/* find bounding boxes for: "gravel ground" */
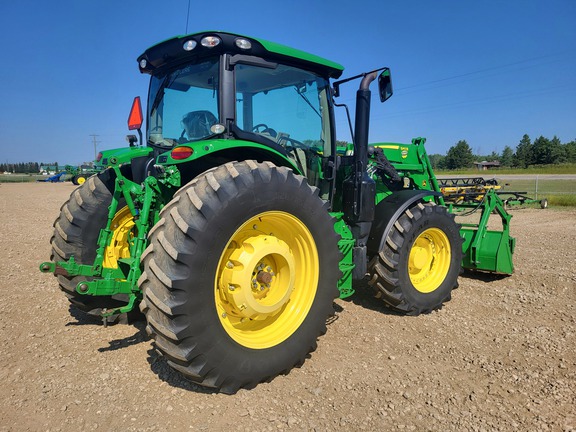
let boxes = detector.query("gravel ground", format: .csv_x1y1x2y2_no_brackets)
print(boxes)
0,182,574,431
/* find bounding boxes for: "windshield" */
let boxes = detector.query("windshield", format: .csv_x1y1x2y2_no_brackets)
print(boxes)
147,58,220,147
235,63,332,158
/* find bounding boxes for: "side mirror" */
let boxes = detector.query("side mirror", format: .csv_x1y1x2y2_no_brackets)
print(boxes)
128,96,143,130
378,68,393,102
126,134,138,147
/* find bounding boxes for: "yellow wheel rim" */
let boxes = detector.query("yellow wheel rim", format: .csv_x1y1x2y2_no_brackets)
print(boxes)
77,176,86,185
103,206,134,268
408,228,451,293
215,211,319,349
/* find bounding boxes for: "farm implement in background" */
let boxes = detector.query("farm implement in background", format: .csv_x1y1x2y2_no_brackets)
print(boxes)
37,171,67,183
36,165,102,185
438,176,548,209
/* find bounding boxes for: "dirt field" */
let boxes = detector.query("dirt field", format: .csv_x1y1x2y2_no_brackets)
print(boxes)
1,182,574,431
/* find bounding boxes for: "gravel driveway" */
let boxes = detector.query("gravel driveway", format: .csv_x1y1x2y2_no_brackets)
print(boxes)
1,182,574,431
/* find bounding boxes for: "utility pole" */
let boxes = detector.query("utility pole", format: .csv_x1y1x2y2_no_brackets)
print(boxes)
89,134,101,161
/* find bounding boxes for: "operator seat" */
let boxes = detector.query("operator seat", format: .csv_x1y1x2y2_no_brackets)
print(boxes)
182,110,218,141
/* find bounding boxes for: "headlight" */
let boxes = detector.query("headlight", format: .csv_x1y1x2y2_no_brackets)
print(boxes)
210,124,226,134
201,36,221,48
183,40,197,51
235,38,252,50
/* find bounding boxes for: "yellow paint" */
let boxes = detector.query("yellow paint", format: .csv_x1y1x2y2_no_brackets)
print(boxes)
215,211,319,349
408,228,451,293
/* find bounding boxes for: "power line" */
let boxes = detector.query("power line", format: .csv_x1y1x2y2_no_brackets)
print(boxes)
334,49,576,105
375,83,575,120
185,0,191,34
396,50,576,92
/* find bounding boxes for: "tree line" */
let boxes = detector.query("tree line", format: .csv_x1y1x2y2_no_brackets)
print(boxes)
429,134,576,170
0,162,44,174
2,134,575,173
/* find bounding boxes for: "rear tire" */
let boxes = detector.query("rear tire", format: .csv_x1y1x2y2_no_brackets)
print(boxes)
368,202,462,315
51,169,131,313
139,161,340,393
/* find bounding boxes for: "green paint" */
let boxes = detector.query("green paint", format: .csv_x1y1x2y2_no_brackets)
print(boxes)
331,213,355,299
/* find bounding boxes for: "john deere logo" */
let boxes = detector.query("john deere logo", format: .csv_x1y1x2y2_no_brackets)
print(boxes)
401,147,409,158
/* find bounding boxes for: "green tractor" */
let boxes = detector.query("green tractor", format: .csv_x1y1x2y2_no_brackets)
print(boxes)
64,164,101,185
40,31,514,393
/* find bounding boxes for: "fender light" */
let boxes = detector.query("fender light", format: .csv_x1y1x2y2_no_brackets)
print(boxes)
96,152,103,162
171,146,194,160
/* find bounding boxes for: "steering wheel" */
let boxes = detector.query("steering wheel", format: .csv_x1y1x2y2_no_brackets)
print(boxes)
253,123,277,138
279,137,323,157
277,136,307,150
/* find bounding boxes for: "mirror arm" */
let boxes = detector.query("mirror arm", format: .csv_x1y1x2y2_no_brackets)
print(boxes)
332,67,389,96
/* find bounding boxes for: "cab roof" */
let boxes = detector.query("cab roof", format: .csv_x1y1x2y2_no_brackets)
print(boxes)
138,31,344,79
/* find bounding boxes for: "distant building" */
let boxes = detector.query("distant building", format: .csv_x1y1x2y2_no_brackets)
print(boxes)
474,160,501,171
39,165,59,175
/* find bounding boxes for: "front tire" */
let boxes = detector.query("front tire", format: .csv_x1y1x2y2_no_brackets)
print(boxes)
368,202,462,315
139,161,341,393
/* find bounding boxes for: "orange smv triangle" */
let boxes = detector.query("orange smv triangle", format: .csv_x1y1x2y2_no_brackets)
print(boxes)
128,96,143,130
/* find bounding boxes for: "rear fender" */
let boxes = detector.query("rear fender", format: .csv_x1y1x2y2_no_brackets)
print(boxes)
156,139,300,173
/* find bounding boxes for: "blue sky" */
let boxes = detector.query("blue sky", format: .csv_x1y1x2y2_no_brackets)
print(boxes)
0,0,574,164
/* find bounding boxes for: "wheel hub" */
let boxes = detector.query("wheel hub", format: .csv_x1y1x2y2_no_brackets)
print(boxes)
410,246,429,270
103,206,134,268
214,210,319,349
220,234,296,320
256,270,273,285
408,228,451,293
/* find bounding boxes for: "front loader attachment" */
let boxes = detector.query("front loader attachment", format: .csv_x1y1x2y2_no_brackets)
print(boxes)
449,188,515,274
376,138,515,275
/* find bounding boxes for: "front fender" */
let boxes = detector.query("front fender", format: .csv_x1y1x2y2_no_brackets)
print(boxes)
98,146,154,166
367,189,442,255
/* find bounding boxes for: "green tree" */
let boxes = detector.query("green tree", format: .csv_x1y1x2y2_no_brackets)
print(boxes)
428,154,445,170
532,136,551,165
444,140,474,170
513,134,532,168
500,146,514,167
486,151,499,162
564,140,576,163
549,135,565,163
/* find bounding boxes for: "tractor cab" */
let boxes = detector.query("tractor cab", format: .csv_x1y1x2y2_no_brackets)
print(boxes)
132,31,345,195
